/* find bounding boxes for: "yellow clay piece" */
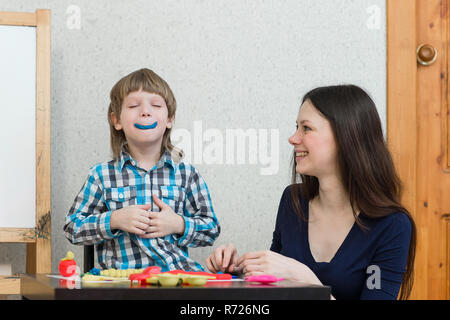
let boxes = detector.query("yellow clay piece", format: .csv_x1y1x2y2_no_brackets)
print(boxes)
61,251,74,261
100,269,110,277
99,268,143,278
82,274,105,282
81,274,129,282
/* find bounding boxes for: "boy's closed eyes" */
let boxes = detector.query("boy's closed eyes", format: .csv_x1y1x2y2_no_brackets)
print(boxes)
124,93,166,109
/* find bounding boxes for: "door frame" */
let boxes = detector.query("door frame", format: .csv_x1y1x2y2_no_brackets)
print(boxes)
386,0,417,229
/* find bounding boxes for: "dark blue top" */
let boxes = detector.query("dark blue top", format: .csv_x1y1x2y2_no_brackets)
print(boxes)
270,185,412,300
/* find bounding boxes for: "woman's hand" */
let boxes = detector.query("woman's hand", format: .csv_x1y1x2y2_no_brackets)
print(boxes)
236,250,322,285
205,243,239,273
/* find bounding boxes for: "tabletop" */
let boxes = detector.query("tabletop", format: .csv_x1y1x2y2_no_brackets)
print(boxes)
20,273,331,300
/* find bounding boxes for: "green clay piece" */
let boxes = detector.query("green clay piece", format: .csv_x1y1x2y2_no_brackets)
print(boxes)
184,275,210,286
157,274,181,287
145,276,159,285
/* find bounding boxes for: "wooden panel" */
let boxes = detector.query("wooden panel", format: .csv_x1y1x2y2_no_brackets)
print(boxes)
0,228,37,243
0,276,20,295
26,9,51,274
0,11,36,26
415,0,449,299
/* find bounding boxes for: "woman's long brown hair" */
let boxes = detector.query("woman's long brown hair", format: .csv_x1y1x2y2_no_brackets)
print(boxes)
290,85,416,300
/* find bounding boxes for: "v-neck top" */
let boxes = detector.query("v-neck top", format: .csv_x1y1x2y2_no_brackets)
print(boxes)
270,185,412,300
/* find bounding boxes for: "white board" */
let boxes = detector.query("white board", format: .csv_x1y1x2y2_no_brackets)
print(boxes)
0,25,36,228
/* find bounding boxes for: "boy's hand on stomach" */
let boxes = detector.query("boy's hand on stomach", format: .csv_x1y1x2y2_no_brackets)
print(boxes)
140,195,185,238
110,204,152,235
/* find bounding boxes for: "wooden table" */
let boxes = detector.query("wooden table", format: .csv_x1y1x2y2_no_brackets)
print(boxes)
20,274,331,300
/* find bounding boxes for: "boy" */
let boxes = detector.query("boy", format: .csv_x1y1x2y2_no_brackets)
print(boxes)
64,68,220,271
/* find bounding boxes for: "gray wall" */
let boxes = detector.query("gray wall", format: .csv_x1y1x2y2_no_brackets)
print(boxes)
0,0,386,274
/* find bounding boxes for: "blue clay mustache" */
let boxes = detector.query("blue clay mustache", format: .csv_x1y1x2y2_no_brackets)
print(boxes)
134,121,158,130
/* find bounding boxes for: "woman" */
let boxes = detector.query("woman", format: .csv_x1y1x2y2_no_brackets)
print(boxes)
206,85,416,300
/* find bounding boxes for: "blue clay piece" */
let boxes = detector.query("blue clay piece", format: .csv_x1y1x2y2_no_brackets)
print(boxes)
134,122,157,130
89,267,101,275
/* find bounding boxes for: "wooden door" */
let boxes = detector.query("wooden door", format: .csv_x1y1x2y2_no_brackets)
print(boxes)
388,0,450,299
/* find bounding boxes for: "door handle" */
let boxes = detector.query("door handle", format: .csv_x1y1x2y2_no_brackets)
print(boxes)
416,44,438,66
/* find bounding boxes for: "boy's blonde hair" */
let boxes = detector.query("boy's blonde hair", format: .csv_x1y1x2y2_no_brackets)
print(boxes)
107,68,182,161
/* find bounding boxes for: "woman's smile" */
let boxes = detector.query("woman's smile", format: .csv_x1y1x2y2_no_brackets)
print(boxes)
296,150,309,159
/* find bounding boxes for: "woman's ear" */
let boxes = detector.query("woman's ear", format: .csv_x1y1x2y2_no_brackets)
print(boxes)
110,112,122,130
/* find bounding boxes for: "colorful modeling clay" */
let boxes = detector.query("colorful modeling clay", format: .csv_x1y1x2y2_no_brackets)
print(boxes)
244,275,284,284
128,269,227,286
134,122,157,130
59,251,77,277
121,266,235,287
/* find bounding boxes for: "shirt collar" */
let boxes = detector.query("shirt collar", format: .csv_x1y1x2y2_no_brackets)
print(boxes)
117,145,135,171
118,144,175,171
159,149,176,170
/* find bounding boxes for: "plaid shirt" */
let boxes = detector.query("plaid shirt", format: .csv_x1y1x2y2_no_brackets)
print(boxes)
64,147,220,271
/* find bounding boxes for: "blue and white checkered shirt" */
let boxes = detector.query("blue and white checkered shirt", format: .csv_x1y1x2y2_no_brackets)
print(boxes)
64,146,220,271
